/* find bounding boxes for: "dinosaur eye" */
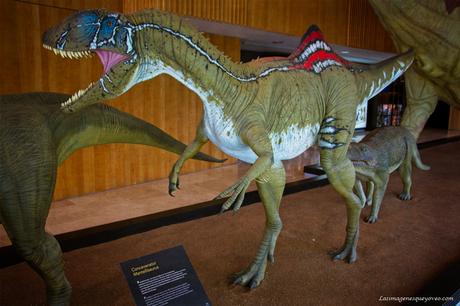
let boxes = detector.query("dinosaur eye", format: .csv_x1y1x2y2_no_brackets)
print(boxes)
107,21,113,27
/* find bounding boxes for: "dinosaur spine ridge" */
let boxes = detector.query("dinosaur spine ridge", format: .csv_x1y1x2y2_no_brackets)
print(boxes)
288,25,350,73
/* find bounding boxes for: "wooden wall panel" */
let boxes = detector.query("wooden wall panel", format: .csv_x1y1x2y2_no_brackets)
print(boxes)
449,106,460,130
123,0,248,24
246,0,350,45
20,0,122,11
347,0,395,52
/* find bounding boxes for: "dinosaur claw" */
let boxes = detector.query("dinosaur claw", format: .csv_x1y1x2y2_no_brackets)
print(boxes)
232,273,244,285
168,181,180,196
249,281,258,289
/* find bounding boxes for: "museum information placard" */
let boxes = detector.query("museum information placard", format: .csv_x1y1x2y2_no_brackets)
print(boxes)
120,245,211,306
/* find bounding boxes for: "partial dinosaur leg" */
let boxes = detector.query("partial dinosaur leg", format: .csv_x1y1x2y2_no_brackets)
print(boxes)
168,120,208,195
323,155,362,263
232,165,285,288
401,67,438,140
364,171,389,223
320,115,362,263
366,181,375,206
398,155,413,201
354,180,367,206
216,121,281,288
0,164,71,305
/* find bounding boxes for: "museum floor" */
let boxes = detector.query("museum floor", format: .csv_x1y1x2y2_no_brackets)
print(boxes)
0,130,460,305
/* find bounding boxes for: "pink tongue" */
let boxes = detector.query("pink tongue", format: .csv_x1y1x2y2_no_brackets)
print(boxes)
95,50,130,74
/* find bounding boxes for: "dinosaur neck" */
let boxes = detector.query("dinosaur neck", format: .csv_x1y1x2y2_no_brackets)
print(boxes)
51,104,188,165
128,11,257,111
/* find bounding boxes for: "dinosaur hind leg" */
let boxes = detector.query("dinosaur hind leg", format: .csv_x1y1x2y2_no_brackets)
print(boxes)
0,174,71,305
232,164,285,288
401,68,438,139
398,155,413,201
319,113,362,263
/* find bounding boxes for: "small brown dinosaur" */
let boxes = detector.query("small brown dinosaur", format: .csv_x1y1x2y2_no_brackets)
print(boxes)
347,126,430,223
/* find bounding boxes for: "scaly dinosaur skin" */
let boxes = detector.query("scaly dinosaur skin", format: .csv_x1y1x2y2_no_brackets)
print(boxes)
0,92,222,306
369,0,460,138
348,126,430,223
43,9,414,288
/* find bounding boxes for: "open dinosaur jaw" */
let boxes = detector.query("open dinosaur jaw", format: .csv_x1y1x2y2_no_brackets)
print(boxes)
42,43,93,59
42,44,131,110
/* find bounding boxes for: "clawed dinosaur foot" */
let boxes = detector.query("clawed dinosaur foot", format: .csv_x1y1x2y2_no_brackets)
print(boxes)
168,164,181,196
231,230,278,289
232,257,269,289
364,214,378,223
168,177,180,196
329,231,359,263
398,192,412,201
216,177,251,213
329,246,357,263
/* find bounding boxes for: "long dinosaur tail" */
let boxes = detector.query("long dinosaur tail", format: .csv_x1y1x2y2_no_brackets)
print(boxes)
356,50,414,103
411,145,430,171
55,99,225,164
407,136,430,171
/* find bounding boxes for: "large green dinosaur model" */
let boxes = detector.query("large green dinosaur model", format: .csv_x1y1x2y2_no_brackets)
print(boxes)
369,0,460,138
0,92,223,305
42,9,414,289
348,126,430,223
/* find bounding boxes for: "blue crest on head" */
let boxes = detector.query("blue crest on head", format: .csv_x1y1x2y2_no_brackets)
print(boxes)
79,11,99,24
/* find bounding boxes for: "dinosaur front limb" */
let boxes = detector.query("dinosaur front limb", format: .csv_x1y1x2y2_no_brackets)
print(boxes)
354,180,367,207
232,165,285,288
401,67,438,139
366,181,375,206
168,120,208,196
365,172,389,223
218,123,273,213
217,151,272,212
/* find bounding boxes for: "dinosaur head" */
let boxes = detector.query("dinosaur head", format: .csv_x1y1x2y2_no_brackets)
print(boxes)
43,9,140,112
